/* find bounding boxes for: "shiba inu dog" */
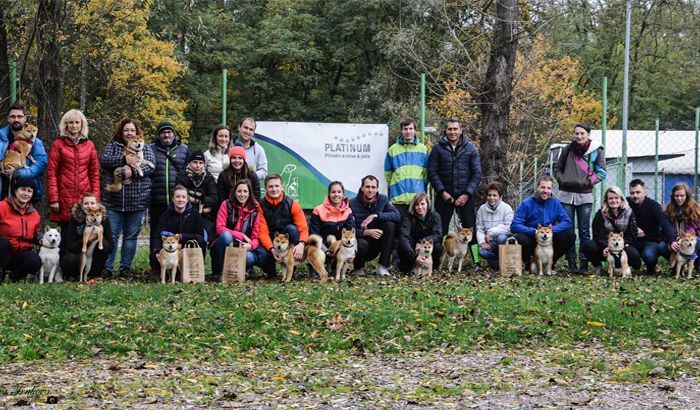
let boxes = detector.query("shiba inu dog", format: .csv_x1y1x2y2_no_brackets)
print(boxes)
326,228,357,281
273,232,329,282
1,124,37,170
440,227,473,272
531,224,554,276
670,232,697,279
159,234,181,283
39,226,61,284
414,239,434,278
79,208,105,283
105,134,155,192
606,232,631,279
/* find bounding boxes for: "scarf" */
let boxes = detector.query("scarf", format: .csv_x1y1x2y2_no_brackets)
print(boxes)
186,167,206,188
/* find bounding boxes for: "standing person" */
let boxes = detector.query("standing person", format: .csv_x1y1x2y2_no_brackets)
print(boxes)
476,182,514,270
204,124,232,181
148,119,190,272
0,103,48,202
397,192,442,274
428,117,482,236
665,183,700,270
0,179,42,282
627,179,675,275
212,180,261,279
176,150,218,236
47,109,101,235
235,117,268,181
101,119,155,277
255,173,308,279
153,185,207,263
60,193,114,280
349,175,401,276
581,186,641,275
384,117,428,219
216,146,261,202
554,122,607,274
511,176,576,269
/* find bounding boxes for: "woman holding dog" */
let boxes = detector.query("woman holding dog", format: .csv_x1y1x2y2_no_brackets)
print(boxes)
212,179,261,278
47,109,101,235
665,183,700,268
581,186,641,275
101,119,156,277
60,193,114,280
204,124,232,181
397,192,443,274
216,146,261,204
0,178,42,282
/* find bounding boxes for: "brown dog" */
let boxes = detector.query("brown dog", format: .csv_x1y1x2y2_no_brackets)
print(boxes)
273,232,328,282
326,228,356,281
1,124,37,170
105,134,155,192
414,239,434,277
79,208,105,283
670,232,697,279
606,232,631,279
531,224,554,276
440,227,473,273
159,234,181,283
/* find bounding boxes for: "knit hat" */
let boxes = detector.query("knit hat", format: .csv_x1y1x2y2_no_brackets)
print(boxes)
228,146,247,160
189,150,205,163
156,119,175,135
13,178,36,191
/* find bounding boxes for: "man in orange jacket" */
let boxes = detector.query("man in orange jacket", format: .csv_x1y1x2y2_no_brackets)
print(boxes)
255,173,308,278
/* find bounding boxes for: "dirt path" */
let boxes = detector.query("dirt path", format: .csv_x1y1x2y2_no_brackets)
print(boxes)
1,345,698,408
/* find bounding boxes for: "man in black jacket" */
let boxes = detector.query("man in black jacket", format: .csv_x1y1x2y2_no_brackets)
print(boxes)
628,179,675,275
428,118,482,236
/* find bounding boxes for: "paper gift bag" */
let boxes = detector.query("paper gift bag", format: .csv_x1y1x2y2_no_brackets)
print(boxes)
181,240,206,283
498,237,522,277
222,242,247,283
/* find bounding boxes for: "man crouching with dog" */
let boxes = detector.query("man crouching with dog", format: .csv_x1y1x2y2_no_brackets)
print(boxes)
510,176,575,274
0,178,42,282
255,173,309,279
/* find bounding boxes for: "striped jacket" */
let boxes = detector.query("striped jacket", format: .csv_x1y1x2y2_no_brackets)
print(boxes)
384,135,428,205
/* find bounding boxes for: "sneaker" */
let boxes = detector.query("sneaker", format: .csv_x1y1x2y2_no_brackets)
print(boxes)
375,265,391,277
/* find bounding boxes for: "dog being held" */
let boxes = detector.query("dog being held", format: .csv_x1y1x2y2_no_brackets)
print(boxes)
105,133,155,192
39,226,62,284
440,227,473,272
79,208,105,283
273,232,329,282
326,228,357,281
159,234,181,283
531,224,554,276
414,239,434,278
0,124,37,170
669,232,697,279
606,232,631,279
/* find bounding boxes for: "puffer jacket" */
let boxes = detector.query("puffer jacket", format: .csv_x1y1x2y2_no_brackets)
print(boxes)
554,138,607,194
100,139,155,212
398,210,442,256
0,197,41,254
63,203,114,255
310,196,355,239
46,135,101,223
475,201,514,244
428,135,482,198
149,139,189,206
0,125,48,200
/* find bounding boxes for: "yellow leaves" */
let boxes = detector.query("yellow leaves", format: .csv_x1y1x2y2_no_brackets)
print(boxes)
586,321,605,327
288,329,301,335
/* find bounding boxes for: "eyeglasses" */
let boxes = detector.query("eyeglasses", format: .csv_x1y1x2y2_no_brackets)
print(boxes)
8,115,25,119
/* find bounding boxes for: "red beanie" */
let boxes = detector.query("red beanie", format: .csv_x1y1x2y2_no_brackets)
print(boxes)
228,146,247,160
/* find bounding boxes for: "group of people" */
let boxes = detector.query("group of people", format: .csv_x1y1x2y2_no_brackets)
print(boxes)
0,105,698,283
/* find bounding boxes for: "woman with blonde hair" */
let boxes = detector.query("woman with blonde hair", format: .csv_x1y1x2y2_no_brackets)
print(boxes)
581,186,641,275
46,109,100,233
665,183,700,268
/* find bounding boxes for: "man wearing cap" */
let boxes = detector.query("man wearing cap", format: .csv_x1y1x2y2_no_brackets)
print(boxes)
235,117,268,181
148,119,190,271
175,150,218,236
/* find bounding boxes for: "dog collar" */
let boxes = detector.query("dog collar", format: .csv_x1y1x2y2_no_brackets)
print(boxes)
342,243,355,248
41,244,58,249
163,247,178,253
681,252,698,261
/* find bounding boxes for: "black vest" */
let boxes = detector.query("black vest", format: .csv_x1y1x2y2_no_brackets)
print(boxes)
225,200,258,238
260,195,293,234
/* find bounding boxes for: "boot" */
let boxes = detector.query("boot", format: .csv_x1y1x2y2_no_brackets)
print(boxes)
567,259,577,274
578,260,589,275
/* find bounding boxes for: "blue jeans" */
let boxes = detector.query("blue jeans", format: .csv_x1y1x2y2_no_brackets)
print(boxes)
213,231,257,275
478,233,509,269
562,202,592,265
635,241,670,271
105,209,145,272
254,224,299,277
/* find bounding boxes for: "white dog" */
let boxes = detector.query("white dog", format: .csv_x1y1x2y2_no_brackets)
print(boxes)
39,226,62,284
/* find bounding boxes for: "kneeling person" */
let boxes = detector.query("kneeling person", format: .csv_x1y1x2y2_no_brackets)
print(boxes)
397,193,442,275
0,179,42,282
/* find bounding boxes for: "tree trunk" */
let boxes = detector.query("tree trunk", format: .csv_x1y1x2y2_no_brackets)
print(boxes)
0,7,10,115
36,0,63,144
479,0,519,198
80,53,87,111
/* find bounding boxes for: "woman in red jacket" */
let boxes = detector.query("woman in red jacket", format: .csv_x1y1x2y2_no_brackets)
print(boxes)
46,109,100,233
0,179,41,282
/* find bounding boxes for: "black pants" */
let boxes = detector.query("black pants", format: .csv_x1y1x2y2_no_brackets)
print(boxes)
397,241,443,274
61,247,112,280
355,220,396,269
581,239,642,270
0,238,41,282
149,203,169,270
434,195,475,240
513,229,576,265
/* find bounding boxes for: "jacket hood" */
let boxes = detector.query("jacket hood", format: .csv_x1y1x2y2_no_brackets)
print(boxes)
168,201,193,213
396,134,418,145
438,134,466,148
71,203,107,223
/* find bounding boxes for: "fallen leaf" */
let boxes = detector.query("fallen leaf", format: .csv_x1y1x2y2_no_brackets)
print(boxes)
648,366,665,376
586,321,605,327
549,377,568,386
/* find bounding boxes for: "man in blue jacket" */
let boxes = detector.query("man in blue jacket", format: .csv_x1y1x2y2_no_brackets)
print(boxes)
428,118,482,236
0,103,48,203
511,176,575,268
